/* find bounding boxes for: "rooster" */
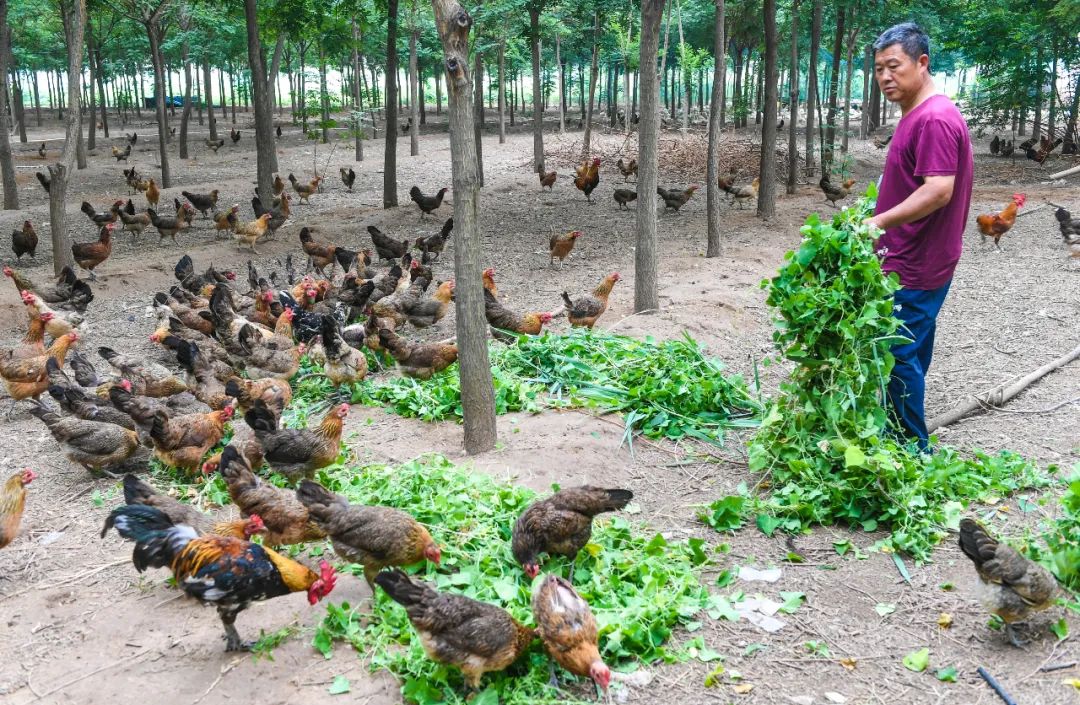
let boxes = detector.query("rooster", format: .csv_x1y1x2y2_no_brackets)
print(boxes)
976,193,1025,250
562,272,621,329
296,479,442,590
102,504,336,651
1026,137,1062,165
230,128,241,144
0,469,36,550
573,157,601,202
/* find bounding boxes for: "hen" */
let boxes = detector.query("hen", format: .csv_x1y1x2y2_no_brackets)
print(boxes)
11,220,37,260
118,200,152,237
573,158,601,202
340,167,356,192
482,267,498,299
174,341,232,410
5,266,93,312
562,272,621,329
29,400,139,475
549,230,583,266
976,193,1026,250
1054,207,1080,242
414,217,454,261
35,171,50,193
0,468,36,550
532,574,612,695
121,473,262,539
145,178,160,208
512,485,634,577
1,332,80,401
375,568,534,694
320,316,368,387
368,225,410,261
245,400,348,482
288,173,322,204
484,288,552,335
299,227,344,276
217,444,327,546
296,479,441,590
102,504,336,651
148,204,194,243
539,169,557,191
230,128,241,144
149,404,234,472
8,312,48,360
71,223,117,281
224,377,292,417
213,205,240,235
819,175,857,208
616,157,637,181
112,144,131,161
612,189,637,210
378,327,458,380
46,358,136,430
409,186,449,218
20,292,85,339
721,176,759,208
237,311,301,380
959,518,1058,647
99,345,188,398
81,200,121,226
235,214,272,254
656,185,699,212
204,137,225,154
182,190,219,219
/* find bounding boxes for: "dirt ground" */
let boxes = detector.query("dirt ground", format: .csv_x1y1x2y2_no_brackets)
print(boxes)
0,110,1079,705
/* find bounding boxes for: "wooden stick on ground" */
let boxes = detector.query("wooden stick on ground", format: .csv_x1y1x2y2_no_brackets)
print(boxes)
927,342,1080,432
1048,163,1080,180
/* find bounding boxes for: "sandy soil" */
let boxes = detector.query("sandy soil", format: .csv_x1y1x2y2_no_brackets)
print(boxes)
0,111,1078,705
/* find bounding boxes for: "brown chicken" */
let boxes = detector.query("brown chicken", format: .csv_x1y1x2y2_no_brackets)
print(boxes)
562,272,621,329
378,327,458,380
237,312,301,380
482,267,498,299
368,225,411,261
118,200,152,237
98,346,188,398
149,404,234,472
0,468,36,550
404,280,455,329
213,204,240,235
296,479,441,590
224,377,292,417
112,144,131,161
154,291,214,336
245,400,347,482
512,485,634,577
20,292,84,339
182,190,219,219
539,169,557,191
574,158,601,202
216,444,327,546
532,574,612,695
1,332,79,401
29,400,139,474
11,220,37,260
722,176,759,208
549,230,583,266
299,227,344,275
819,175,857,208
6,266,93,313
612,189,637,210
145,178,160,208
414,217,454,262
409,185,449,217
148,204,194,243
289,173,322,204
235,213,272,254
657,185,699,212
8,312,49,361
71,223,116,280
81,200,121,226
616,157,637,181
174,341,231,410
102,504,336,652
976,193,1026,250
959,518,1058,647
320,317,368,387
484,289,553,335
375,569,535,694
121,474,264,539
340,167,356,191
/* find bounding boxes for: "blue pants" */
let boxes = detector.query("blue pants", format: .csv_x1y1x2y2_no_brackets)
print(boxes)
888,281,952,452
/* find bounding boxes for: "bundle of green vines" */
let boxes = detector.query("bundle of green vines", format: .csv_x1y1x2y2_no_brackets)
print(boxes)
742,185,1048,559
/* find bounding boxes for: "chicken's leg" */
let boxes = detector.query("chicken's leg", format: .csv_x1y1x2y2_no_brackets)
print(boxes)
218,607,253,651
1004,622,1027,649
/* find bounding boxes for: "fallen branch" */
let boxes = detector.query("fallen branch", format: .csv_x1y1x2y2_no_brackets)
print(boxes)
1016,202,1048,218
927,342,1080,431
1048,163,1080,180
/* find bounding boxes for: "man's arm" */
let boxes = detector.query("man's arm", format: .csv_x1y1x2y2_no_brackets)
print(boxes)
866,175,955,230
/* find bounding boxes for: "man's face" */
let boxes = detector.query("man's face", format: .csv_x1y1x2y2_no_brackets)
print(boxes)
874,44,929,104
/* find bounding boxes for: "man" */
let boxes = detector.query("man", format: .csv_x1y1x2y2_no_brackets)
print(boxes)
864,23,973,452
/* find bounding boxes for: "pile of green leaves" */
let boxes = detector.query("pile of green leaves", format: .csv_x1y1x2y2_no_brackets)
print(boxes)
311,454,711,704
293,330,762,447
741,186,1048,559
1025,469,1080,594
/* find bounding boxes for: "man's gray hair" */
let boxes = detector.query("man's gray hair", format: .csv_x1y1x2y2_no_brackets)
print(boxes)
872,22,930,62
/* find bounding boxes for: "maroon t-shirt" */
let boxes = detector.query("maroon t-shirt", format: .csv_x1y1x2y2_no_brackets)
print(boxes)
874,94,973,290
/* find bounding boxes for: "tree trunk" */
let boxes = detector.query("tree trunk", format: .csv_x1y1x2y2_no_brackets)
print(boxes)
0,0,15,209
705,0,725,257
786,0,799,194
352,20,364,161
582,12,599,157
319,43,330,143
244,0,275,204
429,0,496,455
94,49,108,137
636,0,663,312
1048,43,1058,137
623,22,632,133
145,11,170,187
269,32,285,112
822,3,844,172
31,71,40,127
1033,47,1043,140
474,49,484,185
805,0,821,176
497,39,506,143
384,0,399,207
509,68,515,125
203,57,217,141
409,17,419,155
841,20,857,153
529,5,544,173
51,0,85,275
556,32,564,134
757,0,778,219
178,13,193,159
435,60,442,115
860,43,870,138
86,19,97,150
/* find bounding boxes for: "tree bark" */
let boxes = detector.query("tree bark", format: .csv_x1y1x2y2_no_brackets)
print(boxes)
86,17,97,150
429,0,496,455
243,0,275,204
384,0,399,207
705,0,725,257
582,12,599,158
786,0,799,194
352,20,364,161
636,0,663,313
860,44,870,139
319,43,330,143
94,49,108,137
0,0,16,209
822,2,844,172
556,32,564,134
497,39,505,143
623,21,631,133
144,5,171,187
757,0,778,219
473,50,484,186
203,57,217,141
269,32,285,112
1032,47,1043,140
408,6,419,156
529,5,544,173
51,0,85,275
178,10,192,159
841,20,857,153
805,0,821,177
